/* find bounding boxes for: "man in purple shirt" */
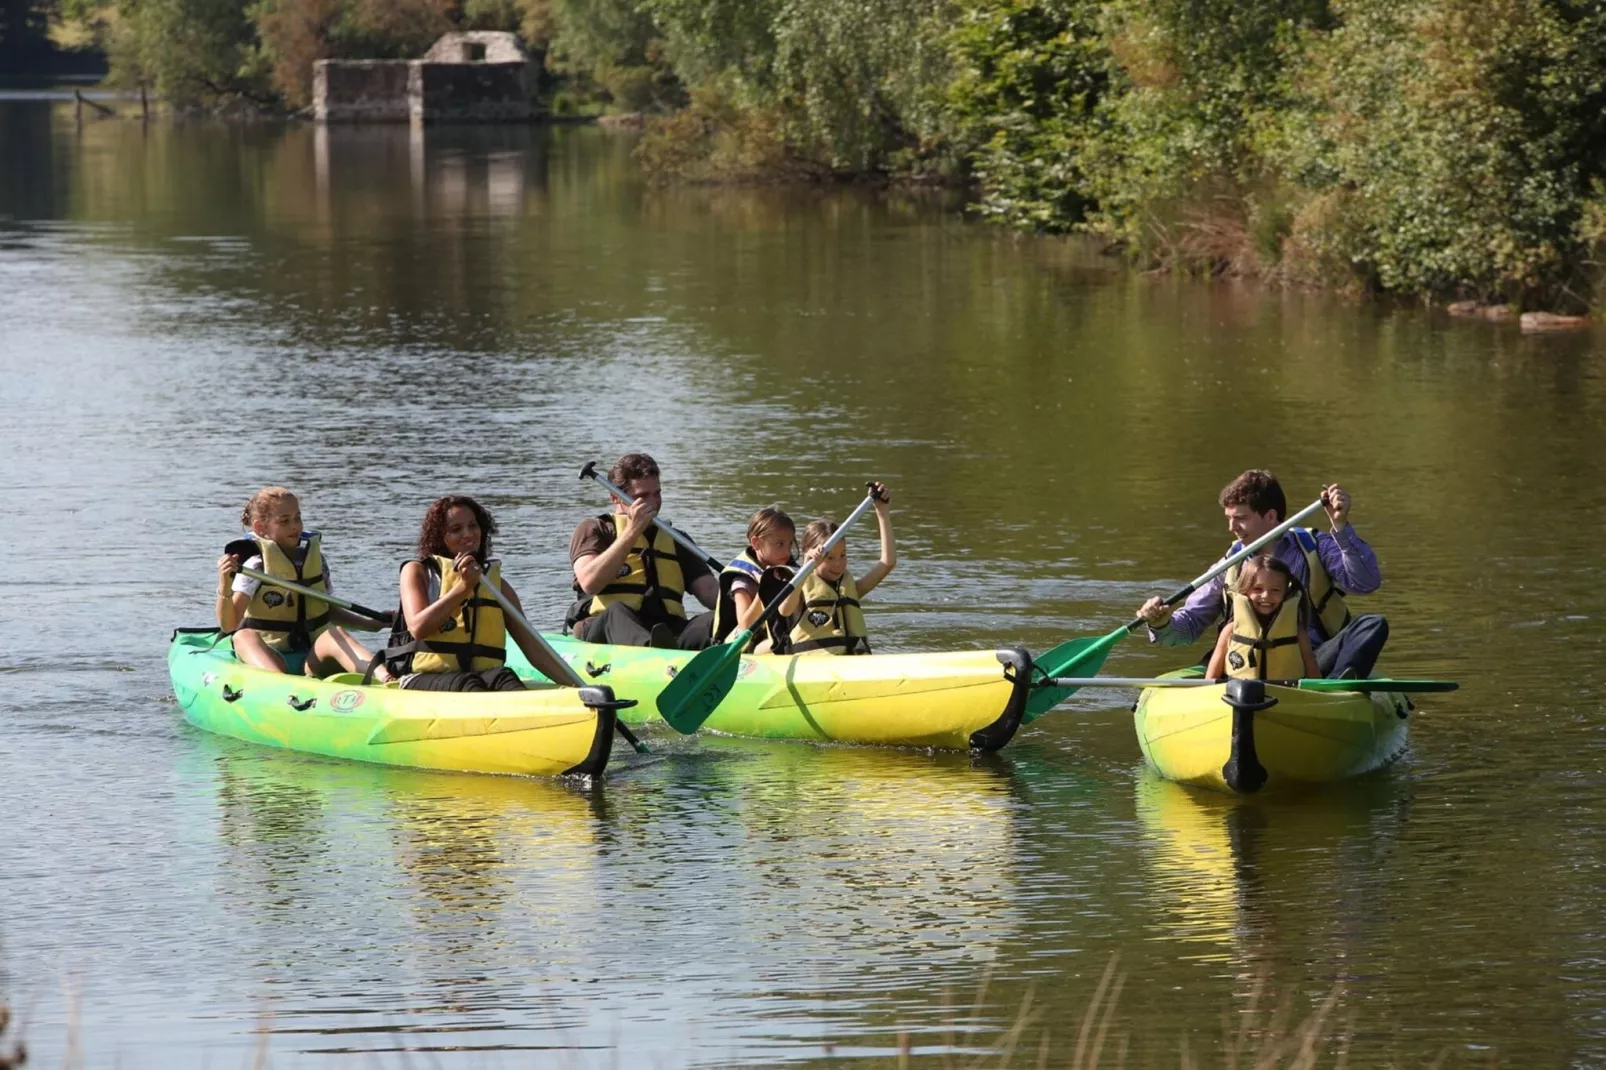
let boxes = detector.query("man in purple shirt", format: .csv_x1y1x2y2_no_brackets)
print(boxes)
1135,469,1389,679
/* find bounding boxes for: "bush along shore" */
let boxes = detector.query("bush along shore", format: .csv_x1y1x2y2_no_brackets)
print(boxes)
28,0,1606,312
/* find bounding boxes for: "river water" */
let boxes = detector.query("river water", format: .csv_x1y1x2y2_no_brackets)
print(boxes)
2,103,1604,1068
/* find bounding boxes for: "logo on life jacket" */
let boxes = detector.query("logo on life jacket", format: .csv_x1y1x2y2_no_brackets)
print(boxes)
263,590,285,608
617,563,632,577
439,618,457,633
808,610,832,627
1227,651,1245,671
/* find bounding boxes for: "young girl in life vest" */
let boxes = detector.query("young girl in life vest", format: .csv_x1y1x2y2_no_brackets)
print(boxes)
778,482,895,656
216,486,385,678
1206,554,1321,682
711,506,798,649
389,495,574,692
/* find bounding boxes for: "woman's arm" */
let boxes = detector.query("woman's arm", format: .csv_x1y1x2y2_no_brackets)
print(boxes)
500,580,575,684
400,559,473,640
855,493,896,596
1205,625,1232,680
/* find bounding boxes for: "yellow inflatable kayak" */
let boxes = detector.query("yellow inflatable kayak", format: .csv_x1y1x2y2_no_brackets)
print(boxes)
1134,669,1410,794
169,629,621,777
509,636,1032,751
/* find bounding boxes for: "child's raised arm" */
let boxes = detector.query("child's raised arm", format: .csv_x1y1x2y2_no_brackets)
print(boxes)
855,483,896,596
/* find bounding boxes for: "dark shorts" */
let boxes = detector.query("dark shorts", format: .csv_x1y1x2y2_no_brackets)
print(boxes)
400,667,525,692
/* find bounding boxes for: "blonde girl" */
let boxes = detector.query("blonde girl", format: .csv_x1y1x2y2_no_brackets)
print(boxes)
216,487,384,678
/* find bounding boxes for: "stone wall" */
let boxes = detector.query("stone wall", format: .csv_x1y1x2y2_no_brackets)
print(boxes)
422,31,528,65
408,63,532,122
314,60,412,123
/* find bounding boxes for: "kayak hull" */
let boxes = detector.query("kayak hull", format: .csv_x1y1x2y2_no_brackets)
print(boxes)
169,629,616,777
509,636,1033,752
1134,670,1410,794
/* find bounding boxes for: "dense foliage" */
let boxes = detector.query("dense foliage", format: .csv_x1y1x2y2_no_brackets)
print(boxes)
20,0,1606,304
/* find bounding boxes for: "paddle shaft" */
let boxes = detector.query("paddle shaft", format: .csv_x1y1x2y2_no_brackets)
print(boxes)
580,462,723,571
1039,676,1458,693
235,566,392,624
1126,497,1327,631
472,575,588,688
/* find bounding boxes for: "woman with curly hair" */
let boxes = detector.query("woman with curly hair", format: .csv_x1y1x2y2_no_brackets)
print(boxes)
386,495,571,691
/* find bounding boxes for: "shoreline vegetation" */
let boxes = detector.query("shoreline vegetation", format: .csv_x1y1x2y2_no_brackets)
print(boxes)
6,0,1606,313
0,962,1491,1067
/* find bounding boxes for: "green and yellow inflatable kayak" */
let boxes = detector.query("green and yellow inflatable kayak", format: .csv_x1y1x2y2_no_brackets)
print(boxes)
1133,668,1410,794
508,636,1033,752
169,629,619,777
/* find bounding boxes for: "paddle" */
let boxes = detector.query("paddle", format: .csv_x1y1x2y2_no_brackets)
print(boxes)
654,486,881,734
470,572,650,754
1037,676,1459,694
579,461,723,571
1025,497,1329,722
224,541,394,625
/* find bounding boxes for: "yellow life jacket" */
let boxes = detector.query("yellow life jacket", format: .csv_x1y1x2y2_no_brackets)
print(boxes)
1223,529,1351,640
711,547,795,648
1224,590,1306,681
787,571,870,656
585,514,686,621
239,532,330,652
408,556,507,675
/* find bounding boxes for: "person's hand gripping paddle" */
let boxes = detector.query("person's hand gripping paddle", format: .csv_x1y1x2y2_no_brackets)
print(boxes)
654,484,882,734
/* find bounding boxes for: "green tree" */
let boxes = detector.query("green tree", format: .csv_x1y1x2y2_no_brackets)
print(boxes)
1274,0,1606,303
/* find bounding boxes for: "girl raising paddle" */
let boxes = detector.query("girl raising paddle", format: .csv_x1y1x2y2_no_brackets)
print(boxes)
776,482,895,656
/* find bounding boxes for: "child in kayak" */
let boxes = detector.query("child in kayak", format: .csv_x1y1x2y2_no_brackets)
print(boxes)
216,486,384,677
385,495,574,691
711,505,797,649
1206,554,1321,682
777,482,895,655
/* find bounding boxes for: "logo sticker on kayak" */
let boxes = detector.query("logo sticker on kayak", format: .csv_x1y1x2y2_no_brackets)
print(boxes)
330,689,365,713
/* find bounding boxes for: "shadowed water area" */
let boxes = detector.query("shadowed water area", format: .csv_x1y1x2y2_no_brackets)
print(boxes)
2,103,1605,1067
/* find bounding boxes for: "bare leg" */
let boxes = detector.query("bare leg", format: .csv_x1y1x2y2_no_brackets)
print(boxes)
232,629,288,673
310,627,387,680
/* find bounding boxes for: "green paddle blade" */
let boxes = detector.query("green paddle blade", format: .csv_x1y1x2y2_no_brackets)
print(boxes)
1294,678,1460,694
1024,625,1131,722
655,631,750,733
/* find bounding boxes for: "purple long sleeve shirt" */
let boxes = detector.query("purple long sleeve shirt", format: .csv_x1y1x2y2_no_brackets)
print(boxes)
1149,524,1382,648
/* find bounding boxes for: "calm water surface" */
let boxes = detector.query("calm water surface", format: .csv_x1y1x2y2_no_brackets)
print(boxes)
2,105,1605,1068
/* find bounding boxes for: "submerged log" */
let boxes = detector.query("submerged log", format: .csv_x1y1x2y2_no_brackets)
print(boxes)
1520,311,1589,332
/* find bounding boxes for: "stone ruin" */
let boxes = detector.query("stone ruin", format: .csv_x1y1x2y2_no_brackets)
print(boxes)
314,32,536,123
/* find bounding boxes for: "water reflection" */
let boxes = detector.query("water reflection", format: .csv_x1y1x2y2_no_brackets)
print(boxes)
184,735,1024,1060
1135,774,1416,989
